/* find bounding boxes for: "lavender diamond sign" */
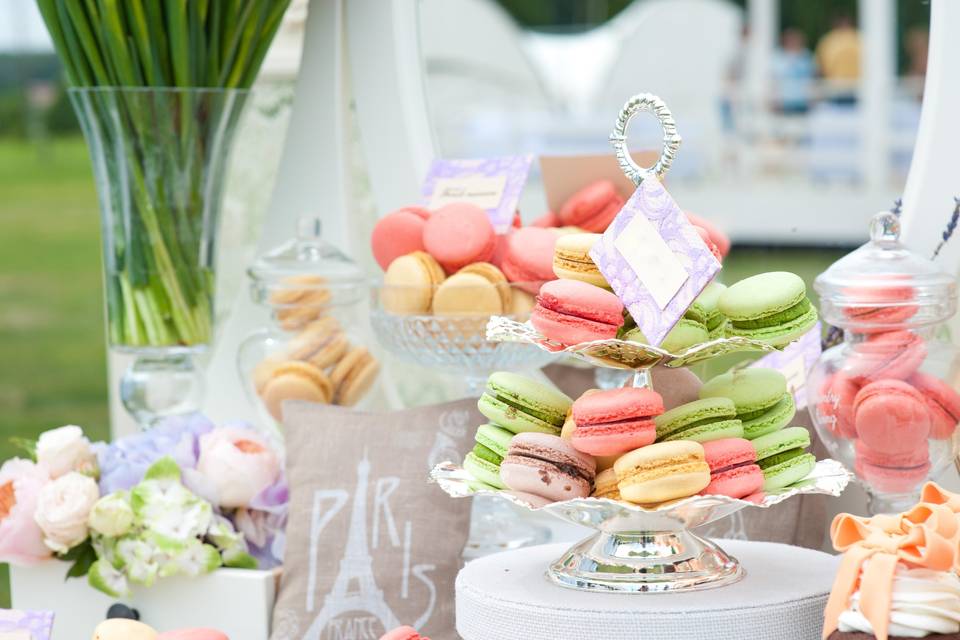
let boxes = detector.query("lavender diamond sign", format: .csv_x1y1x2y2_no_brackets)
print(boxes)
420,156,532,233
0,609,54,640
590,178,721,346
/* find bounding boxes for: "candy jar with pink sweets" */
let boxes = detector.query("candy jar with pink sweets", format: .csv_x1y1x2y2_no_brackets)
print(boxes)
808,210,960,514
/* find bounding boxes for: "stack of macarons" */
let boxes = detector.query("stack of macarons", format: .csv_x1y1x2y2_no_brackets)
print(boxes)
252,315,380,420
374,203,566,317
719,271,819,346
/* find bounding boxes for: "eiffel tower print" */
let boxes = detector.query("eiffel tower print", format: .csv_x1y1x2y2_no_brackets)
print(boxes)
302,456,400,640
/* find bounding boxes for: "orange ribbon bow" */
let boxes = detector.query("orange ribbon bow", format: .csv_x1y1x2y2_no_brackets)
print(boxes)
822,482,960,640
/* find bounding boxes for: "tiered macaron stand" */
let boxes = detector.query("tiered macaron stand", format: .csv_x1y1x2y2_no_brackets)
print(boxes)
431,94,852,594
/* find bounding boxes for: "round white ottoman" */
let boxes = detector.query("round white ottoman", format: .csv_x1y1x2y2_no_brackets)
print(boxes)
456,540,839,640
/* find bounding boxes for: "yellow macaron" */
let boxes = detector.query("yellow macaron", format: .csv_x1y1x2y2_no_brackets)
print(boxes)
613,440,710,504
432,272,503,316
382,251,446,314
552,233,609,288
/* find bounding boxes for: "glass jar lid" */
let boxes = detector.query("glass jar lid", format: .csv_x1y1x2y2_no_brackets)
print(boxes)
814,211,957,329
247,215,366,311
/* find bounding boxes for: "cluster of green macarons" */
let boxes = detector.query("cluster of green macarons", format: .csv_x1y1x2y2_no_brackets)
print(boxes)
462,372,572,491
653,367,816,491
618,271,818,353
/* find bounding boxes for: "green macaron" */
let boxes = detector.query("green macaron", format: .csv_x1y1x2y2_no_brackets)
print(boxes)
751,426,816,491
719,272,819,347
685,282,727,333
477,372,572,435
741,393,796,439
654,397,743,443
463,452,506,490
699,368,788,420
661,318,709,353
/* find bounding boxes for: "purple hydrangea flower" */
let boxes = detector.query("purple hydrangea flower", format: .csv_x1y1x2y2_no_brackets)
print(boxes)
95,414,215,495
232,474,289,569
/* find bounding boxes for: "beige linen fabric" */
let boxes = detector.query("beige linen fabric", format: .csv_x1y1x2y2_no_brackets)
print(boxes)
271,399,477,640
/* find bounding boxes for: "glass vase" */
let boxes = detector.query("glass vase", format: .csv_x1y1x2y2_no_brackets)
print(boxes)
70,87,249,426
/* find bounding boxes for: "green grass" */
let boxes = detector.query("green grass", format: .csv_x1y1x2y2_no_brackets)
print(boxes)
0,136,109,606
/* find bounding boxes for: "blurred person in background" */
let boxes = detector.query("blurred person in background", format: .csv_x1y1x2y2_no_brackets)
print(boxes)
815,12,861,105
772,28,815,115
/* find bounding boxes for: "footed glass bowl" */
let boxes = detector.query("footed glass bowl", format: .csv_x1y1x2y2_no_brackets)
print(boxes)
370,285,558,392
431,459,851,593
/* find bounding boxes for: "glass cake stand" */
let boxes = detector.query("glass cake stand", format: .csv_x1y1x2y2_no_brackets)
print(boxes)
432,459,850,592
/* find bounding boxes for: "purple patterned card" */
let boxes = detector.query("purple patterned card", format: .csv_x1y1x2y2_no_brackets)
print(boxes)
750,321,822,410
420,156,532,233
590,178,721,346
0,609,54,640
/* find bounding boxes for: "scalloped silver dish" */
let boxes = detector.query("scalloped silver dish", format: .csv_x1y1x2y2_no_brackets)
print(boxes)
431,459,851,592
486,315,778,370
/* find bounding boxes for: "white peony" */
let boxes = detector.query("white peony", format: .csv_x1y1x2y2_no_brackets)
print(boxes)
34,472,99,553
36,425,97,479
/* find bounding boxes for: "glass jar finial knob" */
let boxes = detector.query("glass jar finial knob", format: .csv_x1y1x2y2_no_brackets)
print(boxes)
869,210,900,246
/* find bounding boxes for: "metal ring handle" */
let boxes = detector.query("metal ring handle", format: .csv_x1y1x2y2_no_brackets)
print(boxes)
609,93,682,185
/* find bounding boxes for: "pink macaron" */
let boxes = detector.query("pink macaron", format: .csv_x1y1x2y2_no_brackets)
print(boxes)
558,180,625,232
379,626,428,640
846,330,927,384
908,371,960,439
422,203,496,273
501,227,559,290
693,225,722,262
531,279,624,345
500,432,597,503
854,379,931,455
157,629,229,640
571,387,663,456
371,206,431,270
685,211,730,258
817,372,860,439
842,277,918,332
699,438,764,499
854,439,930,494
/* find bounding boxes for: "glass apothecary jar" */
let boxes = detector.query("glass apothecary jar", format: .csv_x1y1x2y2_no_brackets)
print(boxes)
238,216,378,439
808,211,960,514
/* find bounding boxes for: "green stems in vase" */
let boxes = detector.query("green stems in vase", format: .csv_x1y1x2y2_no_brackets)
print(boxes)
36,0,290,350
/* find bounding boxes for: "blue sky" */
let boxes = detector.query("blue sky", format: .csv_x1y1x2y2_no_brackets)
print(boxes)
1,2,53,52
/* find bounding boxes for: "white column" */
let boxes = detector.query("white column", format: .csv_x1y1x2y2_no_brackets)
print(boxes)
745,0,778,122
345,0,436,214
200,0,354,427
858,0,895,189
901,0,960,264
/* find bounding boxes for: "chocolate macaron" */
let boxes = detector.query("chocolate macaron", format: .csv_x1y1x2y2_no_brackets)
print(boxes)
500,432,596,503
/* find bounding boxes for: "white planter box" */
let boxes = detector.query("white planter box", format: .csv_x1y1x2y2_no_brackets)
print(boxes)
10,563,277,640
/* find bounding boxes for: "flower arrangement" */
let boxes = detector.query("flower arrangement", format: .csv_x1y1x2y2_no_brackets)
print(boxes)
0,418,286,597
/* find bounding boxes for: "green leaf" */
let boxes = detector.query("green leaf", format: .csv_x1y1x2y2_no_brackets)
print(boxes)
8,437,37,461
143,455,181,482
60,539,97,580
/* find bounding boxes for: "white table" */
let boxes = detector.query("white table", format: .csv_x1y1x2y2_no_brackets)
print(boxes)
456,540,839,640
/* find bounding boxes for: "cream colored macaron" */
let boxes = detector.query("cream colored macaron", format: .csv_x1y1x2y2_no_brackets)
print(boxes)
553,233,608,288
93,619,158,640
614,440,710,504
331,346,381,406
260,361,333,421
432,272,503,316
381,251,446,314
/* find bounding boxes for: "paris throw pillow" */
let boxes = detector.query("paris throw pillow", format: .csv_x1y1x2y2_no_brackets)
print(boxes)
270,399,476,640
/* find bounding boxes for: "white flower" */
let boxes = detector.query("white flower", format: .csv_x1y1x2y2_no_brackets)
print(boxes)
88,558,129,597
34,472,99,553
196,427,280,508
131,458,212,542
88,493,134,538
158,539,221,578
36,425,97,479
116,536,160,587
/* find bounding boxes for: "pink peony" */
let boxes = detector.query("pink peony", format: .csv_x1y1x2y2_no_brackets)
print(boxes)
196,428,280,509
0,458,52,565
